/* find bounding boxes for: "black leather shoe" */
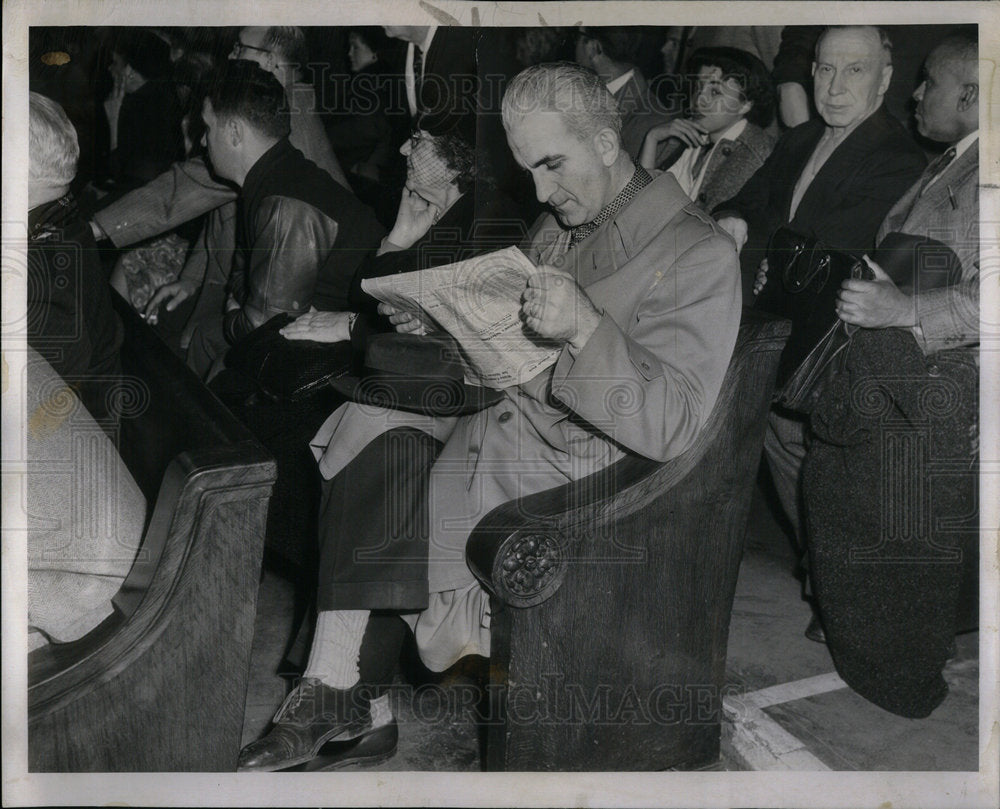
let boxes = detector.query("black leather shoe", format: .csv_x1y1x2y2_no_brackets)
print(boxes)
805,615,827,644
238,679,372,772
293,719,399,771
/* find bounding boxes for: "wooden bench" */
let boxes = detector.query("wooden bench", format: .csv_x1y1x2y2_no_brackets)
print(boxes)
28,294,276,772
467,308,790,771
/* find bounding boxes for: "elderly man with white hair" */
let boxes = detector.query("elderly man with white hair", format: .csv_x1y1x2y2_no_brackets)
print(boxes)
238,61,741,773
28,91,123,429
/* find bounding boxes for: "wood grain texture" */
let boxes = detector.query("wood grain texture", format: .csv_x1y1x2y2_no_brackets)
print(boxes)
470,308,790,771
28,294,276,771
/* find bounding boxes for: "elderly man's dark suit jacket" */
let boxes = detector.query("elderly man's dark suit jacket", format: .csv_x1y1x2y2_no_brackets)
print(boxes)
714,105,926,293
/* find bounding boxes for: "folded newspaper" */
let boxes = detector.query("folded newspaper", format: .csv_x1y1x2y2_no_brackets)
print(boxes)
361,246,562,389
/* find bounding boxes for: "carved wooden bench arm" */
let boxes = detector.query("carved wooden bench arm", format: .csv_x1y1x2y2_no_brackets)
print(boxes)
466,310,792,608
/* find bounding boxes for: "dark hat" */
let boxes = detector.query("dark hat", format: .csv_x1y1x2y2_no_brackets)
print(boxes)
116,29,172,81
870,231,962,293
329,332,504,416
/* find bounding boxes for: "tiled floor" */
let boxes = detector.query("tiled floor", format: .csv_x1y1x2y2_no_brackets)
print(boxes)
241,478,980,773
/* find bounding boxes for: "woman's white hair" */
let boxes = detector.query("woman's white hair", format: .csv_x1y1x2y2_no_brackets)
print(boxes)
29,91,79,189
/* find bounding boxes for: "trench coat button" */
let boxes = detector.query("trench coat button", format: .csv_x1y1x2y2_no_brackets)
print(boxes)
641,361,651,371
721,145,732,156
927,363,940,377
469,444,480,454
498,411,513,424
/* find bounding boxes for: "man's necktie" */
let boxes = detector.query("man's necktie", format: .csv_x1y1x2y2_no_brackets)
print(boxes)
690,141,713,182
919,146,956,195
412,45,424,112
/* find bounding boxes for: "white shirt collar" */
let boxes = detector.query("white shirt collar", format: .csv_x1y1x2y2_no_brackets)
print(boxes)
715,118,747,144
951,129,979,161
605,68,635,96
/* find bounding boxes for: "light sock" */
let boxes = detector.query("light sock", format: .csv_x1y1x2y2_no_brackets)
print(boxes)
368,693,393,728
303,609,369,689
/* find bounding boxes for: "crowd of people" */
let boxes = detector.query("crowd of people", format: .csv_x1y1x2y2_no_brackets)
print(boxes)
26,22,980,768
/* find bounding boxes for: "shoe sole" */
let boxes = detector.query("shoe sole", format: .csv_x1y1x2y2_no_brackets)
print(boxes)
238,715,373,773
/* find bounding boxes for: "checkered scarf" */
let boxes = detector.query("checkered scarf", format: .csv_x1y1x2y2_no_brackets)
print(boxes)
570,165,653,244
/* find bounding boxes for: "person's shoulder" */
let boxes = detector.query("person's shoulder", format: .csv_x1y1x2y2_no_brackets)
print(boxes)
777,117,825,146
864,107,924,156
733,123,777,160
618,172,728,251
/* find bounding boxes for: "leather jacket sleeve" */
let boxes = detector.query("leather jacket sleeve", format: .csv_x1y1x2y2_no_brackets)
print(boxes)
224,195,339,343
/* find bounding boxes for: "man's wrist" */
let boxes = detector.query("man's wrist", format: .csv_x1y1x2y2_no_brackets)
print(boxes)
568,309,602,352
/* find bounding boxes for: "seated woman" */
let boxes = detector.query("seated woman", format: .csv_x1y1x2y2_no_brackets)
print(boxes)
280,113,520,346
638,46,776,213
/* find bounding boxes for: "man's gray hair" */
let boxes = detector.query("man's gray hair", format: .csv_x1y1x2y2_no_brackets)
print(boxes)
816,25,894,66
502,62,622,141
262,26,308,67
29,92,79,189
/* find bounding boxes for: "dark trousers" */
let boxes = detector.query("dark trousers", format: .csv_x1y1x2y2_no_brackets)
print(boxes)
317,428,444,612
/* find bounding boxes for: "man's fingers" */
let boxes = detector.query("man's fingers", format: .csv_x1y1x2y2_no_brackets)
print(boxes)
144,293,166,317
862,254,890,281
165,290,187,311
841,279,874,294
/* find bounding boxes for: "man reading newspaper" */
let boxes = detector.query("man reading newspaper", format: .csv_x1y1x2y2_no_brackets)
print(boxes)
239,62,741,772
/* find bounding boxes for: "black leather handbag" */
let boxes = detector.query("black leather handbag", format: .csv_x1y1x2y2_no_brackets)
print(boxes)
760,229,964,414
224,313,353,402
755,226,869,413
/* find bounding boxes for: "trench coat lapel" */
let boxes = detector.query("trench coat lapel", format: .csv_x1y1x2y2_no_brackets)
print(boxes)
567,173,691,289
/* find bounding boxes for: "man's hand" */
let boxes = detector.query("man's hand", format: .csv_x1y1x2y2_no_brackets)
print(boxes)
717,217,748,253
279,308,352,343
377,302,430,335
836,255,916,329
645,118,710,150
521,266,601,351
144,278,197,325
753,257,769,297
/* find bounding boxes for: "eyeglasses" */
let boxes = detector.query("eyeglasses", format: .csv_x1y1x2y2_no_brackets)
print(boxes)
230,39,271,59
